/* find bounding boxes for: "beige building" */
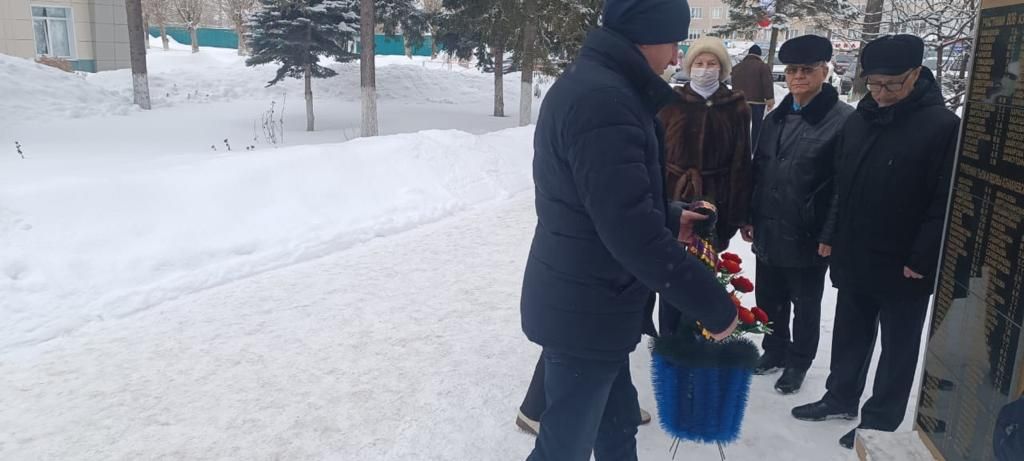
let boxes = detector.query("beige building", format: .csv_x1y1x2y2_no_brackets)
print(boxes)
0,0,130,72
687,0,733,40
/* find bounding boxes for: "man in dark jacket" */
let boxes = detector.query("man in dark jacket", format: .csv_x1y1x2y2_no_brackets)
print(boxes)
731,44,776,145
520,0,739,459
744,35,854,395
791,35,960,449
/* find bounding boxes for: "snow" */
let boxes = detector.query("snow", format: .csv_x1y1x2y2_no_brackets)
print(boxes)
1,34,927,461
856,430,937,460
0,126,533,351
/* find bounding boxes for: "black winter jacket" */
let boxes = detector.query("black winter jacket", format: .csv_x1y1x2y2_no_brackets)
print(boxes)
751,84,854,267
520,28,737,358
824,68,960,296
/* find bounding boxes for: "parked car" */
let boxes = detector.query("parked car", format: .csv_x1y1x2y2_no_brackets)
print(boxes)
772,64,787,85
833,53,856,76
482,59,517,74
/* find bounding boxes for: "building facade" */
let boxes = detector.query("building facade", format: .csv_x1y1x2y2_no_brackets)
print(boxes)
0,0,130,72
687,0,732,40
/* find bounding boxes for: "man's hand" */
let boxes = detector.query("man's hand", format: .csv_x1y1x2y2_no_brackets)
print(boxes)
765,99,775,112
709,315,739,341
904,266,925,279
741,225,754,243
818,244,832,257
678,210,709,243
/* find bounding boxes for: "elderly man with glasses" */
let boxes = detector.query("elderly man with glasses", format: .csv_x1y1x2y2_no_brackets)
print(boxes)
791,34,961,450
744,35,854,396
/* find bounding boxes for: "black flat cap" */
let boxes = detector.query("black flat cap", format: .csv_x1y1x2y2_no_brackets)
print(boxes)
778,35,833,65
860,34,924,76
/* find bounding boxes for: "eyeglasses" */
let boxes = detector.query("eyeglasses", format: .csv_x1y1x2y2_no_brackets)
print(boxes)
784,65,823,76
866,71,914,93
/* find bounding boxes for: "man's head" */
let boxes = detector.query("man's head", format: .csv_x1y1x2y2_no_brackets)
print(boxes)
603,0,690,73
749,45,763,57
860,35,925,108
778,35,833,102
639,43,682,74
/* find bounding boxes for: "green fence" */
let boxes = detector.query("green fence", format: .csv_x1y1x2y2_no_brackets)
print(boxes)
362,35,433,57
149,27,433,56
149,26,238,49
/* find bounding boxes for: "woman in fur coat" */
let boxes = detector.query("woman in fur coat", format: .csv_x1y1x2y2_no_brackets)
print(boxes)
659,36,753,336
659,36,752,252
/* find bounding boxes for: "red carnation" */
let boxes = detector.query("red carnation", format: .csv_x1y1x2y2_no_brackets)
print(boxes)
722,252,743,264
738,308,756,325
720,259,742,274
751,307,770,324
731,276,754,293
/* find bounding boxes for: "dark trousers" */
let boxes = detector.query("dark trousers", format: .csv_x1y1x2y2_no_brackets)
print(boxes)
756,260,828,370
521,356,547,420
823,289,930,431
526,349,640,461
750,103,766,151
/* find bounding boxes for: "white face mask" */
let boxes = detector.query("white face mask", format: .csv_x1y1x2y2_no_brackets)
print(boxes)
690,67,721,86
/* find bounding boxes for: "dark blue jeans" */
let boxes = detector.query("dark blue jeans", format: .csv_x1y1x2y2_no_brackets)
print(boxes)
526,349,640,461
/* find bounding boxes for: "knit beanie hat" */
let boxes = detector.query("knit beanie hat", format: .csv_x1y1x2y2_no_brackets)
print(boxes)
684,36,733,77
603,0,691,45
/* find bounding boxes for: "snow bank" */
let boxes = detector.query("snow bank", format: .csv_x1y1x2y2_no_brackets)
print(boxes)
0,127,534,352
0,37,518,124
0,55,135,121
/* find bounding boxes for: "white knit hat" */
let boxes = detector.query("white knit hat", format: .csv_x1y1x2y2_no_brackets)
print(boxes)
684,37,732,80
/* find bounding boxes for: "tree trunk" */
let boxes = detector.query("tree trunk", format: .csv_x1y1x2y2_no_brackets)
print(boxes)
493,45,505,117
431,35,438,59
160,23,169,50
851,0,885,101
126,0,151,109
237,22,247,56
189,25,199,53
144,15,150,50
936,45,944,88
766,28,780,69
360,0,379,137
305,64,314,132
519,0,538,127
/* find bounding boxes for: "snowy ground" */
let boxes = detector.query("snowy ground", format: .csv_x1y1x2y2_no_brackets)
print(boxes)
1,39,924,460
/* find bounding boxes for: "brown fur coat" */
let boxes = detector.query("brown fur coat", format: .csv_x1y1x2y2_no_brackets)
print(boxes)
658,84,752,248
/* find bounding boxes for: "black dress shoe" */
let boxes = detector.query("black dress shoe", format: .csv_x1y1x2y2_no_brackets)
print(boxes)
839,428,857,449
774,368,807,395
754,352,785,375
792,399,857,422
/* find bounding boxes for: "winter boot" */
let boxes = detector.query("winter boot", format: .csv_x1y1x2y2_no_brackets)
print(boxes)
791,399,857,422
774,368,807,395
754,351,785,376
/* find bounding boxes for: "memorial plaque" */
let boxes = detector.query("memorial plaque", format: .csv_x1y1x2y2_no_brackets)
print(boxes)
917,1,1024,459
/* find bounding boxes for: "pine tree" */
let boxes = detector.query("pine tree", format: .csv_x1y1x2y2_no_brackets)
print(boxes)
535,0,601,75
246,0,360,132
437,0,519,117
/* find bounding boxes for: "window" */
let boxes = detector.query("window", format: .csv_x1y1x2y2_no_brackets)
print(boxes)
691,7,703,19
712,8,723,19
689,30,703,40
32,6,73,58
